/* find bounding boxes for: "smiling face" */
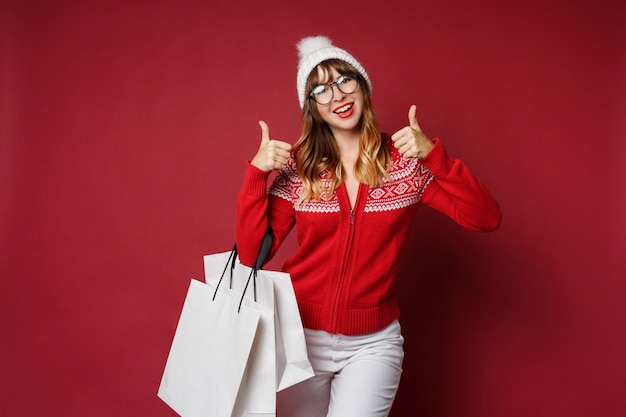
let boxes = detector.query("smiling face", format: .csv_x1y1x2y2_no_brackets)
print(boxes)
313,65,364,137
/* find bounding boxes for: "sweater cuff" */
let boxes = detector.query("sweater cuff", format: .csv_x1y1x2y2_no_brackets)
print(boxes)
420,138,452,178
241,161,271,197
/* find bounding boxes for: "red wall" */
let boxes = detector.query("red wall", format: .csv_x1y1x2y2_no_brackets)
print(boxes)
1,1,625,416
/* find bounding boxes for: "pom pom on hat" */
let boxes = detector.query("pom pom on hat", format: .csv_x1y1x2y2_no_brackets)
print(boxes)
297,36,333,61
296,35,371,108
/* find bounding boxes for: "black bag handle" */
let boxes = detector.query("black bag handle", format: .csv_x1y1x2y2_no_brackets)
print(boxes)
212,228,274,313
253,228,274,271
238,228,274,311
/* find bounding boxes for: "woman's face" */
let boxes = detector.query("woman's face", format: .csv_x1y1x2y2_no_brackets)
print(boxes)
313,66,364,136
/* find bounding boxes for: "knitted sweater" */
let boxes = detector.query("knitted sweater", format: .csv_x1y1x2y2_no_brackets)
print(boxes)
236,135,501,336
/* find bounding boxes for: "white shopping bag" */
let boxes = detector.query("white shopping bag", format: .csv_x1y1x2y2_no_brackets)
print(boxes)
205,251,277,416
157,279,260,417
204,250,314,392
268,270,314,391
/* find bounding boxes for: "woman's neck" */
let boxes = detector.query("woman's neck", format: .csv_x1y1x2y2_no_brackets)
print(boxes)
332,129,360,162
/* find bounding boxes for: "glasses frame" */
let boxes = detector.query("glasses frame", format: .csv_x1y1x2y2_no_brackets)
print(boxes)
308,73,359,105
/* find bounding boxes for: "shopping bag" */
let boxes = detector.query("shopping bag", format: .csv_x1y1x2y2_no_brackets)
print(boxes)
205,250,277,416
269,270,314,391
204,245,313,393
245,231,313,390
157,278,260,417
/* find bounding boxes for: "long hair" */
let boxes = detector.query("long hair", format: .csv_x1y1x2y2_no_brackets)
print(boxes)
292,59,390,202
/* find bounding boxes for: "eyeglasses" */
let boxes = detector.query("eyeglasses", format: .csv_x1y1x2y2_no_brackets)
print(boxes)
308,74,359,105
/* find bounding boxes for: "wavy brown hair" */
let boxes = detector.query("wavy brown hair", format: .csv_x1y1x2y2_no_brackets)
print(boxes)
292,59,390,202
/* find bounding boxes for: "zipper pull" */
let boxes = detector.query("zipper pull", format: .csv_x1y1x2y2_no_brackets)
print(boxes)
350,209,355,225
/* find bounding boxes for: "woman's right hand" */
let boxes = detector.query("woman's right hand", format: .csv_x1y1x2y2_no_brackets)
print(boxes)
251,121,293,172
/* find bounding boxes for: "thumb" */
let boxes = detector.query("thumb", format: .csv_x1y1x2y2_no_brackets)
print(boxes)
259,120,270,144
408,105,421,130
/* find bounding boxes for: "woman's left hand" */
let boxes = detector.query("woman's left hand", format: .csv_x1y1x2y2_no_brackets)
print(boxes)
391,105,434,159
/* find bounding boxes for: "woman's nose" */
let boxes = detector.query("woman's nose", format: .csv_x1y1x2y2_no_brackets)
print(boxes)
331,84,346,101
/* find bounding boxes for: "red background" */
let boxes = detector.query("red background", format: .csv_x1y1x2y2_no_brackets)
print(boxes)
1,0,625,416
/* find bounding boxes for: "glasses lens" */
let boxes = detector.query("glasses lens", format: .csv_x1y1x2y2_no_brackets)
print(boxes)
310,85,333,105
336,74,358,95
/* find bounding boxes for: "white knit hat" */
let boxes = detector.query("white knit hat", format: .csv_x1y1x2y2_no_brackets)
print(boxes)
296,36,372,108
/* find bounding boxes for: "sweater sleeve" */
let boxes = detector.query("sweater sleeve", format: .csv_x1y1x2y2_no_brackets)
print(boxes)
235,162,295,267
419,138,502,232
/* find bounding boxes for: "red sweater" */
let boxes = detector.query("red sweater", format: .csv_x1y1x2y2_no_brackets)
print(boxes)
236,135,501,336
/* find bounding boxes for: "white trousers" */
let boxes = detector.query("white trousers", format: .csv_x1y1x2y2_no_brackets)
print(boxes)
277,320,404,417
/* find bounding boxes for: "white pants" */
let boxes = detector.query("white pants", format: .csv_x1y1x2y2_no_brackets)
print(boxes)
277,320,404,417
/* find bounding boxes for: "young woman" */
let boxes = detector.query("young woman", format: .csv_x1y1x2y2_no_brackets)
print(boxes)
235,36,501,417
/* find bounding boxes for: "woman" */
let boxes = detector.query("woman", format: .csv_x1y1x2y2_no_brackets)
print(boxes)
236,36,501,417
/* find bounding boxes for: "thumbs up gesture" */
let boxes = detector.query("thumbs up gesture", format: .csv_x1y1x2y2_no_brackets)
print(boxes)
391,105,434,159
251,121,293,172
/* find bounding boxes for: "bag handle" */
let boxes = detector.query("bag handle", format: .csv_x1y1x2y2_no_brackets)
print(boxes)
212,245,238,301
212,229,275,313
253,228,274,270
238,228,274,311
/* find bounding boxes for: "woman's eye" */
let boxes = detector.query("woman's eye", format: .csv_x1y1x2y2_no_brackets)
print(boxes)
312,85,328,95
338,75,352,84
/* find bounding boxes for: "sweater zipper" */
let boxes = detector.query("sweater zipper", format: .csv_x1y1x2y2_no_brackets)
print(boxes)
330,184,361,332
